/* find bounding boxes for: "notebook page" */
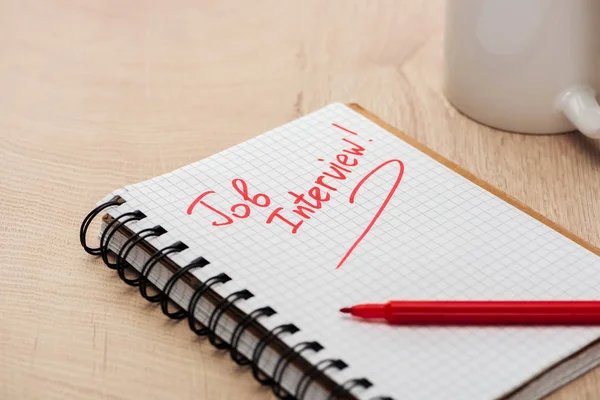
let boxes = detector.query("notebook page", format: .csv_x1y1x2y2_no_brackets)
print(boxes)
108,103,600,399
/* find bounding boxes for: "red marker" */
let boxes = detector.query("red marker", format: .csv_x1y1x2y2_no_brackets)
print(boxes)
339,301,600,326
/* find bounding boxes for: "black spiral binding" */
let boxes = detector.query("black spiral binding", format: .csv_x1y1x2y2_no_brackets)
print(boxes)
100,210,146,267
117,226,166,286
252,323,300,384
187,273,231,336
296,358,348,400
80,196,123,255
208,289,254,349
327,378,373,400
272,341,324,398
161,256,210,319
230,306,276,365
79,196,391,400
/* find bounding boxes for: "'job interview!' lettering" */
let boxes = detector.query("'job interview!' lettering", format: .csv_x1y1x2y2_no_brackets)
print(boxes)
187,123,405,268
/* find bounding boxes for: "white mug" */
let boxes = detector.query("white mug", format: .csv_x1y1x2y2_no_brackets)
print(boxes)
444,0,600,138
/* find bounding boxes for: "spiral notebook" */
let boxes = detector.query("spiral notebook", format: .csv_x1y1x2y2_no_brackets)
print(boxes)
80,103,600,400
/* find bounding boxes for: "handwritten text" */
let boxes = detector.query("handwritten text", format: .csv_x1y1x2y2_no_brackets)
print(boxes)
186,123,404,268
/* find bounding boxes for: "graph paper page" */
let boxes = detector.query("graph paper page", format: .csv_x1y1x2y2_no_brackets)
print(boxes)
107,103,600,399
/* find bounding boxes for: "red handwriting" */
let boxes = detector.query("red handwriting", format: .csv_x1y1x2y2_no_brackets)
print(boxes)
331,123,358,136
266,207,303,233
187,180,271,224
336,159,405,269
186,123,404,270
186,191,234,226
232,178,271,208
230,203,250,219
265,135,367,232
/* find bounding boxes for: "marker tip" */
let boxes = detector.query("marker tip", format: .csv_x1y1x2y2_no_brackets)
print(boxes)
339,307,351,314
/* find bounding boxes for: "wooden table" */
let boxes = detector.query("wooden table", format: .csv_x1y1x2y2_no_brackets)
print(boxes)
1,1,599,399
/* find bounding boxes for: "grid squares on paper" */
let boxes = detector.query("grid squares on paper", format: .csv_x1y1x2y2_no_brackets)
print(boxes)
104,103,600,400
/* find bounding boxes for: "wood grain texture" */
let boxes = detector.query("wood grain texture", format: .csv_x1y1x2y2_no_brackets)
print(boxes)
0,1,598,399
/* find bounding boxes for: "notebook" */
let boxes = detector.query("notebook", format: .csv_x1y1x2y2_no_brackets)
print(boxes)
80,103,600,400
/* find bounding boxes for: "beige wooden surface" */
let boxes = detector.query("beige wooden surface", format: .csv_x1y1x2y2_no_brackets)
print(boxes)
1,1,599,399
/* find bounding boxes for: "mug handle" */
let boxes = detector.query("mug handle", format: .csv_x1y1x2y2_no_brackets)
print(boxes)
556,84,600,139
